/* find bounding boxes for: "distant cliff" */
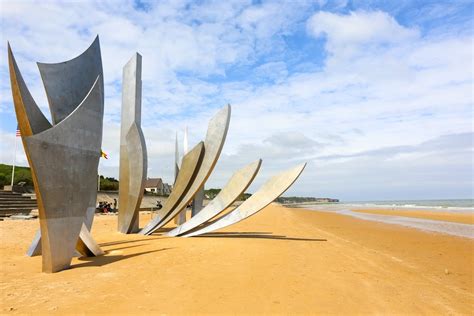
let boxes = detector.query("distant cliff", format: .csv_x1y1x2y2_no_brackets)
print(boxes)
275,196,339,204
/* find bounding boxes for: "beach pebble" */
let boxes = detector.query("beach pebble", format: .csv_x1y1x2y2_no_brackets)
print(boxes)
444,268,450,275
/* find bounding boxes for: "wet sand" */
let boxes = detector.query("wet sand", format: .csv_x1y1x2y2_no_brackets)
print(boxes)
354,208,474,224
1,205,472,314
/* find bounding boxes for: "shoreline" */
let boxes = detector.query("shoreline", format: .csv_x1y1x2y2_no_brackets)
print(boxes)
286,202,474,213
352,208,474,225
285,203,474,239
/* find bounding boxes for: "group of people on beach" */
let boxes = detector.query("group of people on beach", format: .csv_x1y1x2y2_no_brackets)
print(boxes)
97,199,117,213
97,198,164,213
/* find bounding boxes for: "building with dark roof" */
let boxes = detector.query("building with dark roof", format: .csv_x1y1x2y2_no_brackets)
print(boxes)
144,178,172,195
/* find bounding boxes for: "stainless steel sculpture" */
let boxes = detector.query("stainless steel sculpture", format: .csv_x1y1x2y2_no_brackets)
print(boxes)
167,159,262,237
8,38,104,273
192,187,205,216
28,181,97,257
37,36,103,124
175,127,188,225
174,131,180,182
188,123,204,218
139,142,204,235
8,35,306,272
118,53,147,233
140,105,231,235
25,37,103,257
173,132,187,224
75,224,105,257
26,224,103,258
182,163,306,237
24,78,104,271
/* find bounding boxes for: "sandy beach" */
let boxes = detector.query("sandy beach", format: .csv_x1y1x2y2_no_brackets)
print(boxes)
353,208,474,224
1,204,473,315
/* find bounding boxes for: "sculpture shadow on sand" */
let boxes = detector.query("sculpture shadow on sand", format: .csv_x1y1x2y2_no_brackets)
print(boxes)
73,248,174,269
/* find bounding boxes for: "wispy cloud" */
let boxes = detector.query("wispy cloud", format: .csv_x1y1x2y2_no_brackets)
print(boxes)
0,1,472,200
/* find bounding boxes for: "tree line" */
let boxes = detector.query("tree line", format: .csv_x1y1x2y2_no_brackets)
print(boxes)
0,164,119,191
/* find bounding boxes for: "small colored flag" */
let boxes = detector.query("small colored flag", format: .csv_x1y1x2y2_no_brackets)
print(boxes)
100,150,108,159
16,125,21,137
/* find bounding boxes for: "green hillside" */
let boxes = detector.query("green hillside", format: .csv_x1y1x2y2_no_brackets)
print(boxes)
0,163,33,188
204,188,251,201
0,163,119,190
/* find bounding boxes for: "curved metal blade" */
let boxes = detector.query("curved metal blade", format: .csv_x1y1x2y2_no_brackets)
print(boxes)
139,142,205,235
149,105,231,233
118,122,147,233
8,44,51,136
168,159,262,237
37,36,103,124
182,163,307,237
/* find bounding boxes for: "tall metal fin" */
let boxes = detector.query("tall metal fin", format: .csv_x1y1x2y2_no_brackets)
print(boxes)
118,53,147,233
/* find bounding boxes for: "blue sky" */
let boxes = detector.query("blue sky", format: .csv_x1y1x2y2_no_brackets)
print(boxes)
0,0,472,200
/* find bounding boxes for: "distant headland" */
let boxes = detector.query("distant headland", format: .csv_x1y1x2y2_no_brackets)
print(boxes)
276,196,339,204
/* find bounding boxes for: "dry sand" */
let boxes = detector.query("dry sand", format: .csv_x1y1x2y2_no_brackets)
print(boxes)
1,205,473,315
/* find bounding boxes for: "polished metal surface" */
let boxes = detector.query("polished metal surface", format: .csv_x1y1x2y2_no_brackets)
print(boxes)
26,229,42,256
27,185,100,257
28,224,106,259
9,44,51,259
27,204,96,257
167,159,262,237
27,223,101,258
76,224,105,257
25,77,103,272
37,36,103,124
191,187,205,217
8,40,104,273
175,204,187,225
144,105,231,234
139,142,204,235
7,44,52,136
174,128,188,225
174,132,186,225
183,163,306,237
118,53,147,234
174,131,180,183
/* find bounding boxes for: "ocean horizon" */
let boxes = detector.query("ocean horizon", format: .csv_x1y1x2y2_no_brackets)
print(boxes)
287,198,474,239
342,198,473,209
289,198,474,212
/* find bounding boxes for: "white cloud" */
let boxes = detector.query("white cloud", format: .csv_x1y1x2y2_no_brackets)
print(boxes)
0,3,472,200
307,10,419,48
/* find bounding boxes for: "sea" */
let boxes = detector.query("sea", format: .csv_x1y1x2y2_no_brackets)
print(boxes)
346,199,473,209
287,199,474,239
290,199,474,212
